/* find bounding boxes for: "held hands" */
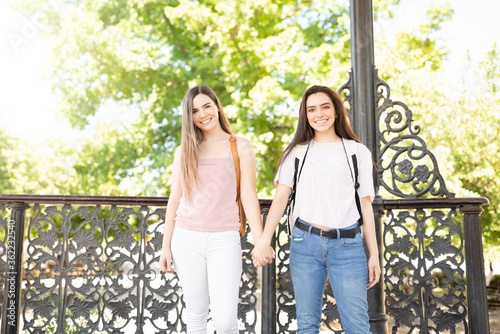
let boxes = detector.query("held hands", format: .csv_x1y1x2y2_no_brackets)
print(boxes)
159,242,275,271
367,255,381,289
159,248,174,274
251,241,275,268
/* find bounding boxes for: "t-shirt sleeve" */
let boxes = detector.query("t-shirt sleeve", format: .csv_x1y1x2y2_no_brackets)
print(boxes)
273,147,296,188
357,143,375,202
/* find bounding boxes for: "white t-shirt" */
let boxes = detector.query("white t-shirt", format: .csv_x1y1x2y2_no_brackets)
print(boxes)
274,140,375,229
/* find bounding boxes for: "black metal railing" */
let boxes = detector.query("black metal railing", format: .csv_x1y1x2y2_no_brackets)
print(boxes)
260,196,489,334
344,59,489,333
0,193,490,334
0,195,270,334
380,197,490,334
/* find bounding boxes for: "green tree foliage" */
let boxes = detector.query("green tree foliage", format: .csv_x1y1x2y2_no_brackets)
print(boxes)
376,7,500,259
0,129,79,195
19,0,386,196
480,43,500,94
0,129,15,193
435,46,500,258
10,1,498,253
375,3,455,198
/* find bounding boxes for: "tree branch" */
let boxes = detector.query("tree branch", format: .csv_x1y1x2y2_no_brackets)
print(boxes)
162,12,189,58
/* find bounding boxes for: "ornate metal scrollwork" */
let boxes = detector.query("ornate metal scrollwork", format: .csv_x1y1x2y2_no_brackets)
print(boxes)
239,225,259,333
276,219,343,333
374,70,454,199
338,68,468,333
276,219,296,333
339,68,454,199
338,70,353,118
384,208,467,333
22,204,181,333
21,204,257,333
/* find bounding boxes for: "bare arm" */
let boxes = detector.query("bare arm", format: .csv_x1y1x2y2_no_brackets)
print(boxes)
251,182,291,267
361,196,381,288
159,148,182,273
237,136,264,243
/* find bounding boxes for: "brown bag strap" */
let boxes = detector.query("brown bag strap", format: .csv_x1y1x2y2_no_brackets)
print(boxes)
229,136,241,201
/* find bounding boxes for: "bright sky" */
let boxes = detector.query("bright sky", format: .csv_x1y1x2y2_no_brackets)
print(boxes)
0,0,75,143
0,0,499,144
375,0,500,85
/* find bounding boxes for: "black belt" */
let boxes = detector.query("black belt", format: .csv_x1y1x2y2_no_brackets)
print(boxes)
295,219,360,239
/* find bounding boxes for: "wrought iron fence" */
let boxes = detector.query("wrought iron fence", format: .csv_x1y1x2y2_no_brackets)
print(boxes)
381,198,489,333
259,197,489,334
0,196,266,334
0,67,491,334
371,69,490,333
335,66,491,333
0,194,490,334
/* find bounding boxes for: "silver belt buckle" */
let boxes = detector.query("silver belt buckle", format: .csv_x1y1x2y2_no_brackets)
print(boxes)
319,229,324,237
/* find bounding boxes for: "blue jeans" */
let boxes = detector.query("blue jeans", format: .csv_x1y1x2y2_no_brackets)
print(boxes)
290,220,370,334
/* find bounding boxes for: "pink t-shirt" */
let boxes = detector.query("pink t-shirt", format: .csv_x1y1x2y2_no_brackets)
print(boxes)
175,158,240,232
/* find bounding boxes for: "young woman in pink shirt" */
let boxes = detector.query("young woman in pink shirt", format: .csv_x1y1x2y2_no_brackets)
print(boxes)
158,86,268,333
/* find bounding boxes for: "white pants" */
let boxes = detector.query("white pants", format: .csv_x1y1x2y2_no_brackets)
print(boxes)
171,227,242,334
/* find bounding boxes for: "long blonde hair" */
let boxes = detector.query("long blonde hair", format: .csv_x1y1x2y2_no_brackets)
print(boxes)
180,86,234,201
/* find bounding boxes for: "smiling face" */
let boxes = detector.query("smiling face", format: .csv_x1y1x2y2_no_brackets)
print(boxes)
306,92,336,137
191,93,220,132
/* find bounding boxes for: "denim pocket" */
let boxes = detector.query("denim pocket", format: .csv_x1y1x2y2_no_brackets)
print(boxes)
291,226,307,242
340,233,363,247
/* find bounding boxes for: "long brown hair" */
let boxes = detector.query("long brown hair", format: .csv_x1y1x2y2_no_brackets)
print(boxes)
180,86,234,201
278,85,360,168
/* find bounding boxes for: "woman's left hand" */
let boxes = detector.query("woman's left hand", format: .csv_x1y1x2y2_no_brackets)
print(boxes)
367,255,381,289
251,242,275,267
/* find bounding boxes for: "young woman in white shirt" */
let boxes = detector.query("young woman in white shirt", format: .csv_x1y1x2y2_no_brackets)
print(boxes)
252,85,380,334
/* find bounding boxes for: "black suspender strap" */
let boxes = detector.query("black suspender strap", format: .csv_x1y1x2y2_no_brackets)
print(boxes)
286,143,310,235
342,139,363,226
289,144,310,205
290,157,299,202
351,154,363,226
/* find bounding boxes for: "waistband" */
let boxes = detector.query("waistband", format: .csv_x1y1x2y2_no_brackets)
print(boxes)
295,218,360,239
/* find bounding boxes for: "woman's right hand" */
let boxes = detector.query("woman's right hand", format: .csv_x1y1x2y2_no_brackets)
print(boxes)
252,242,275,268
159,247,174,273
251,182,289,268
